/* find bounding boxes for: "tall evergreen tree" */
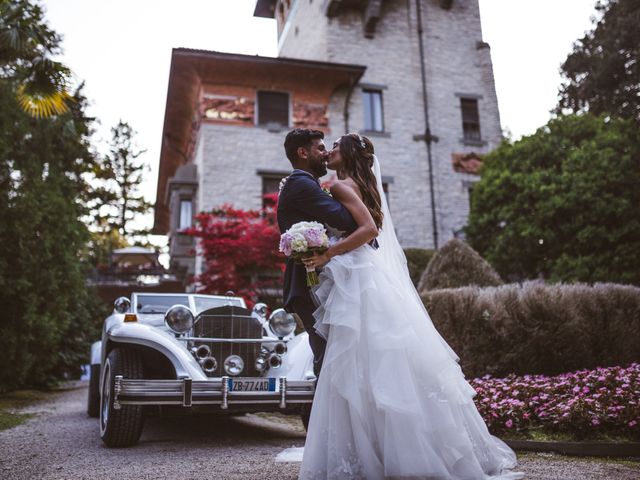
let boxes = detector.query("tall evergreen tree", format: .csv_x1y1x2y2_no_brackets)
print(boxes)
0,79,104,390
91,121,152,244
557,0,640,122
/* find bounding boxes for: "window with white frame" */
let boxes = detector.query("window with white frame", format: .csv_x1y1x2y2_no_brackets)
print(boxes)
363,89,384,132
179,199,193,230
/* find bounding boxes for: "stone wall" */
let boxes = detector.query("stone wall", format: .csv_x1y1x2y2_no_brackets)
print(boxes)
277,0,327,60
178,0,505,285
278,0,503,248
197,123,292,213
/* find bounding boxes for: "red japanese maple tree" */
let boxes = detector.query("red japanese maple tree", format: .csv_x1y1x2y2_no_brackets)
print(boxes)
185,193,284,305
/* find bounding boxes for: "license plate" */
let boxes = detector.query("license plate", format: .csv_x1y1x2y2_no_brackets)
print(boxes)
227,377,276,392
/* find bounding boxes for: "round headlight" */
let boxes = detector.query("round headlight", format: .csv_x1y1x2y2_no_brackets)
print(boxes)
164,305,195,334
274,342,287,355
255,355,267,372
268,308,296,337
268,353,282,369
114,297,131,314
224,355,244,376
200,356,218,374
252,302,268,319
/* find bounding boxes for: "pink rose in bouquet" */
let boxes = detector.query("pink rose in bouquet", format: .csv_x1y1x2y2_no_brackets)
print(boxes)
279,221,329,286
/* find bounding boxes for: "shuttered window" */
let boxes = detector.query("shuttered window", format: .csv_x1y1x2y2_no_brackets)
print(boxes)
461,98,481,141
257,91,289,127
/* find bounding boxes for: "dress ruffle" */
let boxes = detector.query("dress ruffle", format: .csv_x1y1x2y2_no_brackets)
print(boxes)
300,245,523,480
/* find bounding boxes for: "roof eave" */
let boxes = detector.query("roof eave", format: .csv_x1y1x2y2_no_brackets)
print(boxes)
253,0,277,18
152,49,366,235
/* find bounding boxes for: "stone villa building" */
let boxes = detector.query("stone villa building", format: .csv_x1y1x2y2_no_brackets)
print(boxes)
153,0,502,282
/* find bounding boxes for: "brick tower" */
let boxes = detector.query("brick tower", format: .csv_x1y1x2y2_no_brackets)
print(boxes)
256,0,502,248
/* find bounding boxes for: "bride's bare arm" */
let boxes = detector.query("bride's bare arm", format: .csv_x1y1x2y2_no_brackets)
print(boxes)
304,182,378,267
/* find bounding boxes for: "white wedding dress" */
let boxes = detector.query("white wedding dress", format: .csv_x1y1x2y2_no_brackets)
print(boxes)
278,158,523,480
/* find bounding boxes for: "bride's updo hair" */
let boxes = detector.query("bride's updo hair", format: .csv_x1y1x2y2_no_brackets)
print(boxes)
338,133,383,230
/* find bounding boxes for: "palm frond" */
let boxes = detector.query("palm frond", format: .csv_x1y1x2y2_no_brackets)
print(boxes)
16,83,71,117
15,56,72,118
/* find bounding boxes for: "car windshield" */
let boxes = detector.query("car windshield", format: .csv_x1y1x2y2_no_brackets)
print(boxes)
194,296,244,313
136,295,189,314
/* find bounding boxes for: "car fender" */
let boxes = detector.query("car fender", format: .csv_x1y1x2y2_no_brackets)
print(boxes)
90,341,102,366
272,332,315,381
106,322,207,380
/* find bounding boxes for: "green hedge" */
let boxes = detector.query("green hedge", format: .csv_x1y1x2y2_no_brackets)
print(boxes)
421,282,640,378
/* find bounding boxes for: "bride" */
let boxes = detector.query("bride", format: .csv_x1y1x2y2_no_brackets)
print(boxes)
280,133,523,480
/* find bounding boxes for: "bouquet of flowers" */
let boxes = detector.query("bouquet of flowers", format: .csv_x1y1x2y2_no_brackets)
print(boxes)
279,221,329,286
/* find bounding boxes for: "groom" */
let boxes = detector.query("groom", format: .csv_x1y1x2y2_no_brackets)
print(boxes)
277,128,357,378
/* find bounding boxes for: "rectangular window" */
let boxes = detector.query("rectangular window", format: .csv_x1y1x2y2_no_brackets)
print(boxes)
261,174,287,208
461,98,481,141
363,89,384,132
382,182,390,209
179,199,192,230
257,91,289,127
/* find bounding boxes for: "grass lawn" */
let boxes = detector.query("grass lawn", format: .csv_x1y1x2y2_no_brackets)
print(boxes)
0,390,47,432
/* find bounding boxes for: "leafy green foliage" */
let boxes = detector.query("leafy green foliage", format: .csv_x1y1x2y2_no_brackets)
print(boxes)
0,0,72,117
418,239,502,292
466,114,640,285
557,0,640,122
0,80,103,391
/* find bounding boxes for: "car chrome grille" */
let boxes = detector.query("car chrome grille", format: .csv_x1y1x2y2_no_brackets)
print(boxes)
192,305,263,377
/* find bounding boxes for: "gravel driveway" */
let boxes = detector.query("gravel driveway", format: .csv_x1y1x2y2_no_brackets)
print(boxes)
0,383,638,480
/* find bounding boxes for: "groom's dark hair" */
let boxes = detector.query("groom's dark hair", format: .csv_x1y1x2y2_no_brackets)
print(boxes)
284,128,324,164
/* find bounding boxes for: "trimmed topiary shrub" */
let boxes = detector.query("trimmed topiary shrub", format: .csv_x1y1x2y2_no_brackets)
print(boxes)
418,238,502,292
421,282,640,378
403,248,435,287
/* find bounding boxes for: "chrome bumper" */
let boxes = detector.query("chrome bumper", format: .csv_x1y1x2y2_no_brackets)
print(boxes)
112,375,315,410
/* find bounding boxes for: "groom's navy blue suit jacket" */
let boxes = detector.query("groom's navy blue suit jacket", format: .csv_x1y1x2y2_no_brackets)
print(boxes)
277,169,357,308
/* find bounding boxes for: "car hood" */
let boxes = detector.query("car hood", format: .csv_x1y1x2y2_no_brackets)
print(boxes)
135,313,168,328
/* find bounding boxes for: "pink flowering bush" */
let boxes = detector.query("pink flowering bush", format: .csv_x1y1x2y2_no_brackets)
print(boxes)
471,363,640,440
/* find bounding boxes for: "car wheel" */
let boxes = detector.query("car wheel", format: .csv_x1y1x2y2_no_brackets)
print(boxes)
87,364,101,418
99,347,144,447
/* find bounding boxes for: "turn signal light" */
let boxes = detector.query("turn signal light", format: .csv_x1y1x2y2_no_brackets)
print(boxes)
124,313,138,323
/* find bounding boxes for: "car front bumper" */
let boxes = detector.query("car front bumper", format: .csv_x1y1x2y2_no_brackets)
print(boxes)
113,375,315,410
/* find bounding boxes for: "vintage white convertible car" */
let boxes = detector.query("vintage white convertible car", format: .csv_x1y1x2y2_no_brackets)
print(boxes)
88,292,316,447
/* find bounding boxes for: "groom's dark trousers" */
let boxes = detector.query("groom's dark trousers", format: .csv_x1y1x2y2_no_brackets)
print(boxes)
277,169,357,377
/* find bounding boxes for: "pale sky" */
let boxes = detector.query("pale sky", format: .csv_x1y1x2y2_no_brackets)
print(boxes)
42,0,597,244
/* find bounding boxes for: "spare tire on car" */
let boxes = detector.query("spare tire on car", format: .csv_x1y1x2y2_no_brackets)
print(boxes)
87,364,100,418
